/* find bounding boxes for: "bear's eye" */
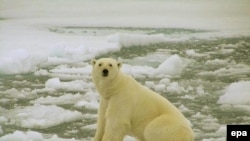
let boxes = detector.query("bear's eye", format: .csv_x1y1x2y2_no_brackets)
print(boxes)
99,63,102,67
109,64,112,67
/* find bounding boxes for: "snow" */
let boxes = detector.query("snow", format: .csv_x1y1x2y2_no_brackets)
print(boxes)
218,81,250,105
12,105,83,129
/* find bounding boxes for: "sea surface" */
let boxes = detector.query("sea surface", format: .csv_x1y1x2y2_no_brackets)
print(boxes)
1,27,250,140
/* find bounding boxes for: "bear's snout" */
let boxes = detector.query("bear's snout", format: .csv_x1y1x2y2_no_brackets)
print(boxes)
102,69,109,77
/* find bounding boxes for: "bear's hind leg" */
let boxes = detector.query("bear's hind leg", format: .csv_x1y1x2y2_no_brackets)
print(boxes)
144,114,193,141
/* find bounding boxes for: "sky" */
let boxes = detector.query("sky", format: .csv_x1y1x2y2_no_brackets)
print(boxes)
1,0,250,30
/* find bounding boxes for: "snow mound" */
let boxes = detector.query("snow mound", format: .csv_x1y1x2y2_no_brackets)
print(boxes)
218,81,250,105
14,105,83,129
153,54,184,76
107,33,166,47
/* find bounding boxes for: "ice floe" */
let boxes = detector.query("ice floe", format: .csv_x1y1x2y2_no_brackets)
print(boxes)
153,54,186,76
31,93,83,105
0,130,79,141
45,78,93,92
218,81,250,105
107,33,166,47
10,105,83,129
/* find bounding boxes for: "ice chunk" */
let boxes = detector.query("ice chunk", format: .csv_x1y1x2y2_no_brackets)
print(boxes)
196,85,205,95
34,69,49,76
45,78,61,89
166,82,185,94
202,137,226,141
0,130,79,141
122,64,154,78
185,49,196,56
44,134,78,141
0,49,46,74
205,59,228,66
81,124,97,131
31,93,83,105
107,33,166,47
75,101,99,110
0,131,43,141
178,105,191,114
13,105,83,129
45,78,90,92
50,44,89,59
185,49,209,58
2,88,36,100
218,81,250,105
198,64,250,77
124,136,136,141
154,54,184,76
0,116,8,124
159,78,171,85
145,81,155,89
75,91,99,110
0,126,3,135
153,84,166,92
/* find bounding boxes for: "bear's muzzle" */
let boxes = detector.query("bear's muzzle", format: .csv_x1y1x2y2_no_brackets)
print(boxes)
102,69,109,77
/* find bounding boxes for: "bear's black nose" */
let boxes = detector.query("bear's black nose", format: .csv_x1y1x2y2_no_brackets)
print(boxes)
102,69,109,77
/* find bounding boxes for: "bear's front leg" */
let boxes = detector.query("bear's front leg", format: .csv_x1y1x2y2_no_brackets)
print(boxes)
102,119,130,141
93,98,107,141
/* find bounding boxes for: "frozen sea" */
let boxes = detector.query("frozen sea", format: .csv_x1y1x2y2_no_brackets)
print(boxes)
1,0,250,141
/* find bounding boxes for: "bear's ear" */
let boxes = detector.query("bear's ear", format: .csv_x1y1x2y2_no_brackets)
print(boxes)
117,61,122,69
91,59,96,66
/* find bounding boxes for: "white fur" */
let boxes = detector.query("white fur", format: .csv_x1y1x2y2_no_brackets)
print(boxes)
91,58,194,141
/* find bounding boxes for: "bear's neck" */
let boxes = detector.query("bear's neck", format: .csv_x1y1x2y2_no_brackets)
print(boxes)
96,72,126,99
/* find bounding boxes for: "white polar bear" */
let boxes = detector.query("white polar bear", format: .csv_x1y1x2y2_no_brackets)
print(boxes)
91,58,194,141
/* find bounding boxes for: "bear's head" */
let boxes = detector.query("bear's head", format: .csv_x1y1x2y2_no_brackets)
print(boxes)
91,58,122,81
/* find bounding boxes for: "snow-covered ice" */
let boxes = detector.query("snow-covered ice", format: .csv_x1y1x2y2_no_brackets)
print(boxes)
31,93,83,105
10,105,83,129
45,78,92,92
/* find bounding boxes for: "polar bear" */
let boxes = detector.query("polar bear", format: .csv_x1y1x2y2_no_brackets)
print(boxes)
91,58,194,141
